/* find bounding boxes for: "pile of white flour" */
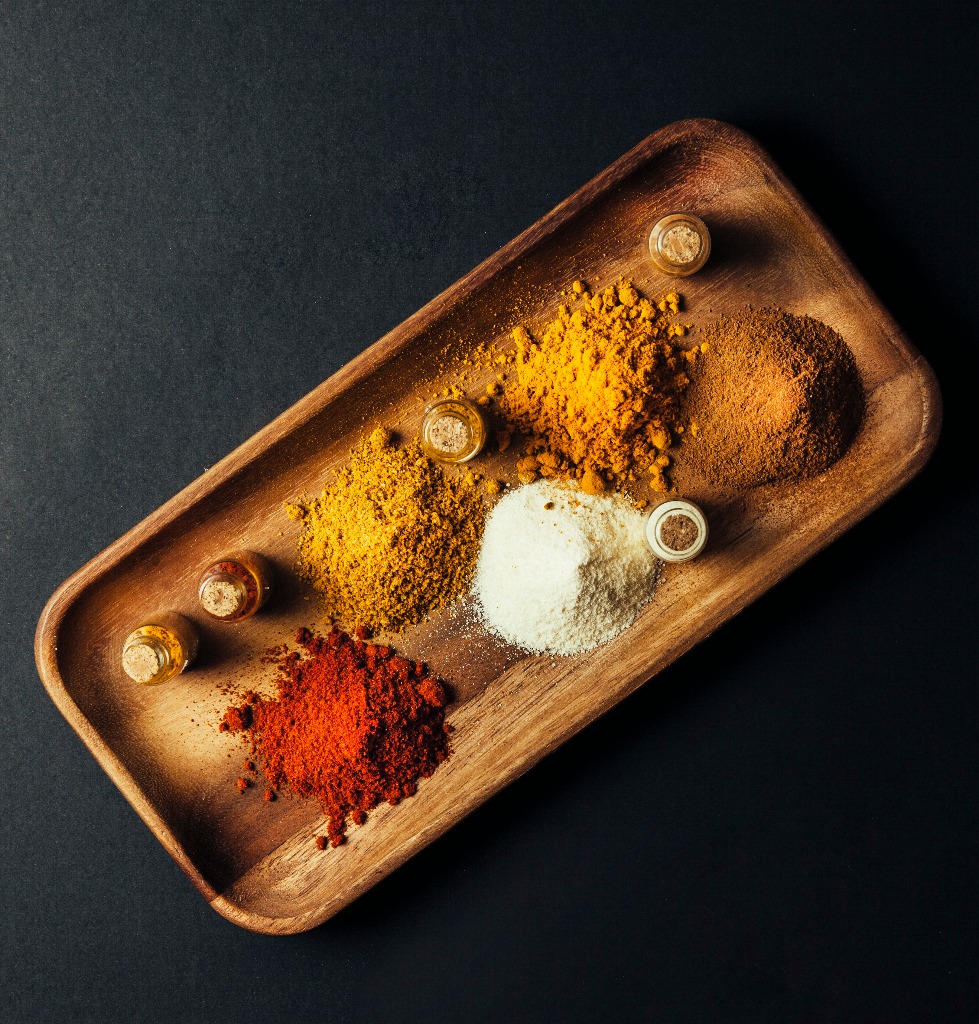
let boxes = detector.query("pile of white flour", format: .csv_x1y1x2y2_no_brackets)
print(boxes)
473,479,657,655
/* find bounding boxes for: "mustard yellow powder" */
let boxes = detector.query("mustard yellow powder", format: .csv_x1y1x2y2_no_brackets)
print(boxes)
285,427,485,634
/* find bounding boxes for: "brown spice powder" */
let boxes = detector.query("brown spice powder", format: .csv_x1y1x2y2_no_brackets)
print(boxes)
683,308,864,487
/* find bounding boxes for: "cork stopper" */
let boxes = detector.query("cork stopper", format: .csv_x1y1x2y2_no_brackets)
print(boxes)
200,576,247,619
659,223,703,266
122,639,164,683
427,413,471,455
660,513,699,551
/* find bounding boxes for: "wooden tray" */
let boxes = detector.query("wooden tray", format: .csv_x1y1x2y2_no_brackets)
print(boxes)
35,119,940,934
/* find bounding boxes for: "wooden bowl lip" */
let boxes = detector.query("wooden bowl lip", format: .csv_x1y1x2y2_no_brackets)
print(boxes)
32,117,942,935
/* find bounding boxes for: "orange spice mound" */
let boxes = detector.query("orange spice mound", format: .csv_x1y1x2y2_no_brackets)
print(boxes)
502,280,699,492
220,626,451,848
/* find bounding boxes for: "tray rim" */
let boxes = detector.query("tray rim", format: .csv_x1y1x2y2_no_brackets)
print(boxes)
34,118,943,934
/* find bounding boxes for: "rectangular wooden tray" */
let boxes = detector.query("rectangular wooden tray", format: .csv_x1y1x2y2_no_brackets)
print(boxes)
35,119,940,934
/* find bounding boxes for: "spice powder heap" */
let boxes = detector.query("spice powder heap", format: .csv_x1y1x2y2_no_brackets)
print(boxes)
474,479,657,655
220,626,451,848
683,307,865,487
503,280,700,493
286,427,485,634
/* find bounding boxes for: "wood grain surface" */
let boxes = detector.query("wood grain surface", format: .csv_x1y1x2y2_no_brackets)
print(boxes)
34,119,941,934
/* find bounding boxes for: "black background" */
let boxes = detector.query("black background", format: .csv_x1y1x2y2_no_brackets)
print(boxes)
2,3,977,1021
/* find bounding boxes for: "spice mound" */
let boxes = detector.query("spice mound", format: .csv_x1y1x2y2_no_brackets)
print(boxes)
683,307,865,487
473,479,657,655
502,280,699,492
219,626,451,848
286,427,485,634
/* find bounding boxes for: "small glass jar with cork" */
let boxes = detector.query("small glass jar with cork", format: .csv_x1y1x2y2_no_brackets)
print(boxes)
198,550,273,622
121,612,199,685
648,213,711,277
419,396,487,463
645,498,709,562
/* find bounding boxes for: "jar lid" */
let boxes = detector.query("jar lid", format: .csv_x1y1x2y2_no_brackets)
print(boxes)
122,637,165,683
199,574,248,619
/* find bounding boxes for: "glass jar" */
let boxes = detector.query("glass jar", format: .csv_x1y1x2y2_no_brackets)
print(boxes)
121,612,199,685
645,499,709,562
648,213,711,276
419,397,487,463
198,550,272,622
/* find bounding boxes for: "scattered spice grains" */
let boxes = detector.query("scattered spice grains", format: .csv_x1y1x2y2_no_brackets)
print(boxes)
502,280,698,492
683,308,865,487
285,427,485,633
220,626,451,848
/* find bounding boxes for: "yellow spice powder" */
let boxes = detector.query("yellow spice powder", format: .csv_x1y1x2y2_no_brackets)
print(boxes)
502,280,698,492
285,427,485,634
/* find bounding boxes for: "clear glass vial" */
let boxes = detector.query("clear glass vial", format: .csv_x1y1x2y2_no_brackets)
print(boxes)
121,612,199,685
645,498,709,563
419,396,487,463
648,213,711,276
198,550,272,622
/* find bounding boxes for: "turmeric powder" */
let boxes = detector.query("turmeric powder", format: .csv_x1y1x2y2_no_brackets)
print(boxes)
502,280,696,492
285,428,485,634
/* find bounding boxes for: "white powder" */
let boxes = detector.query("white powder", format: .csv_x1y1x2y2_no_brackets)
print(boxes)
473,479,657,655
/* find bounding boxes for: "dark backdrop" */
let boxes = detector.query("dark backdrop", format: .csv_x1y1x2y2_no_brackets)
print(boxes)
2,3,977,1022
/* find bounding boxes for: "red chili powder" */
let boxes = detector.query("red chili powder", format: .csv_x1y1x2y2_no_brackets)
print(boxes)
220,626,451,848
